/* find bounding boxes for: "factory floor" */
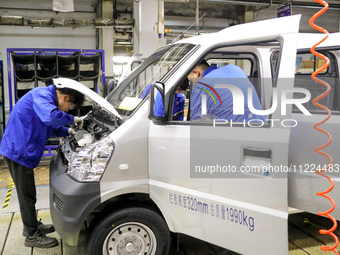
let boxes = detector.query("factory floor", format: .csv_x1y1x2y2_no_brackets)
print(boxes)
0,160,339,255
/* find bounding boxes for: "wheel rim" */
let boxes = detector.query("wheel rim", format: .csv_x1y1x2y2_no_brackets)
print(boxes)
102,222,157,255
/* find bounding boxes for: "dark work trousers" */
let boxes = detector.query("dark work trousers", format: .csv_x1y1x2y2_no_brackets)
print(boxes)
4,157,38,237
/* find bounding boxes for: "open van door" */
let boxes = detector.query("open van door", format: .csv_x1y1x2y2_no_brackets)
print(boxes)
148,15,301,254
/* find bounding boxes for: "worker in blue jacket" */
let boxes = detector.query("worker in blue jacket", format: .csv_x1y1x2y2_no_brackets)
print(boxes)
0,84,84,248
187,60,217,83
153,84,185,120
188,60,265,122
141,81,187,120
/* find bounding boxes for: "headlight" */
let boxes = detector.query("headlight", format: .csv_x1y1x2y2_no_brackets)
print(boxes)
67,136,114,182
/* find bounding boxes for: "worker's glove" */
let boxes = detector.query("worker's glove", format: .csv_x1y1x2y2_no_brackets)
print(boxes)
68,128,76,136
74,116,84,129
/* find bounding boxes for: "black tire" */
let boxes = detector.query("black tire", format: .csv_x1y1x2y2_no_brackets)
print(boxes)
87,206,171,255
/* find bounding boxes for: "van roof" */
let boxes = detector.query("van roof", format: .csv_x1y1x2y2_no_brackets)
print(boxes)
297,32,340,50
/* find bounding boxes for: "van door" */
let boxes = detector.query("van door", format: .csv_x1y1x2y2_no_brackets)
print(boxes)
148,15,301,255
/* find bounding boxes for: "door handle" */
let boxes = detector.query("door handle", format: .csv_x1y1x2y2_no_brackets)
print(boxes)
243,147,271,159
242,147,272,177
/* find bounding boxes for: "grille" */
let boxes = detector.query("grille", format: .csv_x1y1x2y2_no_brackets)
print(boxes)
53,193,64,212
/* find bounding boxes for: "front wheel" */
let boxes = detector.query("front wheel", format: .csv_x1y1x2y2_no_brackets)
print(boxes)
87,206,171,255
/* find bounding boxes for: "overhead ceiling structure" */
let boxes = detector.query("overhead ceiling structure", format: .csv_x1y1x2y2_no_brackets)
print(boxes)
1,0,339,25
1,0,339,24
0,0,339,53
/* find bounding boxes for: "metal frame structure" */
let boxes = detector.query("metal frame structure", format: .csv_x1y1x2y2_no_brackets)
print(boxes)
7,48,105,112
0,60,4,142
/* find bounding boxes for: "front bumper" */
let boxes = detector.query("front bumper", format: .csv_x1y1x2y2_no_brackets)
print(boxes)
49,150,101,246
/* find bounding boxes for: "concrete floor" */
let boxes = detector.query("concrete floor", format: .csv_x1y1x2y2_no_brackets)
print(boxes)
0,161,238,255
0,186,238,255
0,161,340,254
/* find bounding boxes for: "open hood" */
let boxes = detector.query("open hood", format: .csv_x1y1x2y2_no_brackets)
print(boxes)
53,78,122,119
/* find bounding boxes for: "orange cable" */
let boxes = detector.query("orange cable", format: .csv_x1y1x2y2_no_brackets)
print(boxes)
309,0,339,253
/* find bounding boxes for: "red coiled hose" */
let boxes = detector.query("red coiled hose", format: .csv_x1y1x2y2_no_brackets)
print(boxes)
309,0,339,253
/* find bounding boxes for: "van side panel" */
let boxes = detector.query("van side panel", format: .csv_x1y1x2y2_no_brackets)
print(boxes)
100,102,150,200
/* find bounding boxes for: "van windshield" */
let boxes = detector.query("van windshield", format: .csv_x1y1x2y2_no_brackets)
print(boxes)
106,43,195,116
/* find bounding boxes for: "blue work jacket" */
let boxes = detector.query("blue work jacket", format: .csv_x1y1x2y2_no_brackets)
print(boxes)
0,85,74,168
191,65,265,121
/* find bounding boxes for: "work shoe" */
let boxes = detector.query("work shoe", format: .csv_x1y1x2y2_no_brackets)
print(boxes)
24,232,59,248
22,219,55,236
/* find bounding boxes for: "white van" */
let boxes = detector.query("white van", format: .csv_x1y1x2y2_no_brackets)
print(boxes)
49,14,340,255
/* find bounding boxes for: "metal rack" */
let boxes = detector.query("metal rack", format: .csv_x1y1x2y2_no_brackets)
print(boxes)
0,61,4,143
7,48,105,111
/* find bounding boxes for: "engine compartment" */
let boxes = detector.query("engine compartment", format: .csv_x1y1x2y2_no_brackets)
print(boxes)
60,104,117,164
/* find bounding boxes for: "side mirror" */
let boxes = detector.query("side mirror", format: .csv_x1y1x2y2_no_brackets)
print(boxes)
149,81,166,124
